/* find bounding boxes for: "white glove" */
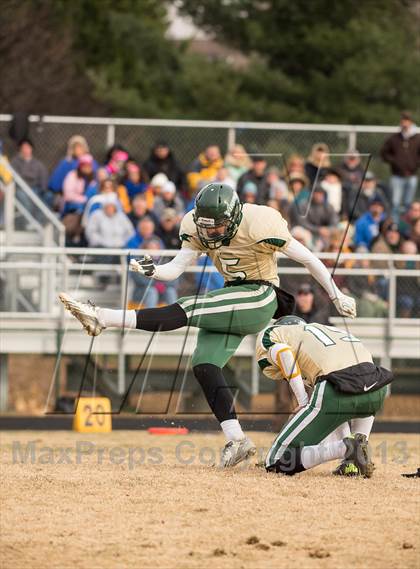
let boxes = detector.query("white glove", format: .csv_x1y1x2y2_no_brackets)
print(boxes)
129,255,156,277
333,293,357,318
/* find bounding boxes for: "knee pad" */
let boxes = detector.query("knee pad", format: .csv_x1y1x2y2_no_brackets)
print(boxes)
266,447,306,476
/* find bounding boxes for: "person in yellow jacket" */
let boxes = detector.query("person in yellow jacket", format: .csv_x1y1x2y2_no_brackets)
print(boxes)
187,145,224,194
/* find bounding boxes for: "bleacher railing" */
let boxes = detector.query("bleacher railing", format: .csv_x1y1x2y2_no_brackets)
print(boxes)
0,156,65,248
0,114,400,180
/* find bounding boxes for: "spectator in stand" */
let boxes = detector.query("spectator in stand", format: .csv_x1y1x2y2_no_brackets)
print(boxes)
290,226,314,250
339,149,365,191
380,111,420,219
62,154,96,215
155,208,181,250
399,201,420,239
396,240,420,317
84,176,130,214
341,171,389,221
146,172,168,210
224,144,252,186
241,181,258,204
304,143,331,187
129,194,158,228
106,149,129,180
289,185,338,249
320,169,343,215
152,180,185,221
82,178,123,225
288,172,310,206
370,219,404,302
266,166,288,205
49,135,97,194
293,283,330,324
195,256,224,294
410,218,420,251
236,156,270,204
130,237,178,308
143,141,185,191
126,216,159,249
123,162,148,200
371,219,403,255
353,195,386,249
347,245,388,318
11,139,49,204
187,145,223,194
282,154,306,181
85,196,135,249
212,166,236,189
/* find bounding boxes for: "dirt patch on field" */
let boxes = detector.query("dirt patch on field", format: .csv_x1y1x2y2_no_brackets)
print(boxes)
1,431,419,569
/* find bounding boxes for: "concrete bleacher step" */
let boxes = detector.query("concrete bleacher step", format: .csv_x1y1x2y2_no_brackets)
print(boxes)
0,229,43,247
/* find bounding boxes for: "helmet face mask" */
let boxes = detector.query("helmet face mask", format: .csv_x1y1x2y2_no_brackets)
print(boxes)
193,183,242,249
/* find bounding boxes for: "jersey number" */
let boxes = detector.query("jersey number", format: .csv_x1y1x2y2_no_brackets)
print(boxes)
219,257,246,280
304,324,360,346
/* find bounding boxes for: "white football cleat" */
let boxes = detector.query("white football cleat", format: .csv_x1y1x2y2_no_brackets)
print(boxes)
220,437,256,468
59,292,105,337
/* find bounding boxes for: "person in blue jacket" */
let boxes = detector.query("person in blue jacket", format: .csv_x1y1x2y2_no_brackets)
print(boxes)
353,195,386,249
48,135,98,193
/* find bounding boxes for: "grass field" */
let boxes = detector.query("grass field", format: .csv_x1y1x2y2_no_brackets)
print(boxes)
1,430,419,569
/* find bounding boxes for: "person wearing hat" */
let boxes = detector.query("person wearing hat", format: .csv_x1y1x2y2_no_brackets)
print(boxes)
288,171,310,205
320,168,343,214
341,170,389,221
353,194,387,249
294,283,330,324
156,208,181,250
236,155,271,204
143,141,185,191
62,153,96,215
85,194,135,249
152,180,185,220
380,111,420,219
338,149,365,192
48,135,98,194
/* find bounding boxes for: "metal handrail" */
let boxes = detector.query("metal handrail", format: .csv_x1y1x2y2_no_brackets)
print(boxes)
2,246,420,262
0,114,401,133
0,157,65,247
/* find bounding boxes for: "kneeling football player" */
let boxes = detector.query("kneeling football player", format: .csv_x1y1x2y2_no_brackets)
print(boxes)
60,183,356,468
256,316,393,477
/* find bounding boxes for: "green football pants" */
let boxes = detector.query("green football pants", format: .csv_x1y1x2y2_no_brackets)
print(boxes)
266,381,387,467
177,284,278,368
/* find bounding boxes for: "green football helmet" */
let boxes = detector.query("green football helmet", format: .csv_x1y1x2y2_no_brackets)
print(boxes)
193,183,242,249
274,315,306,326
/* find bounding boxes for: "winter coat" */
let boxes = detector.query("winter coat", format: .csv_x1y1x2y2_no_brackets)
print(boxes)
187,153,224,192
10,155,48,192
380,131,420,176
143,150,185,189
85,209,135,248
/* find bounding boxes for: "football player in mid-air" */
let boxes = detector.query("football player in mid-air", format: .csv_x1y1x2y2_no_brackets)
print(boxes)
256,316,393,477
60,183,356,467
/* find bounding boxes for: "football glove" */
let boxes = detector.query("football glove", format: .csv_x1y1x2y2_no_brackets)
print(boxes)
333,293,357,318
129,255,156,277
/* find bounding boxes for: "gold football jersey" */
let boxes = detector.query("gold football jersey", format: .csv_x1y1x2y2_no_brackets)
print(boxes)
179,203,291,285
256,323,373,387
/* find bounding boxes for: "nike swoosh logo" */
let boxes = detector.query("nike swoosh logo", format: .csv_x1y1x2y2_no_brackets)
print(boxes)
364,382,377,392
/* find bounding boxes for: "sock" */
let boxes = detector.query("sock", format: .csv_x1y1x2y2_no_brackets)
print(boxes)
321,422,351,444
193,363,238,425
301,440,347,470
351,416,374,438
221,419,245,442
98,308,137,329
